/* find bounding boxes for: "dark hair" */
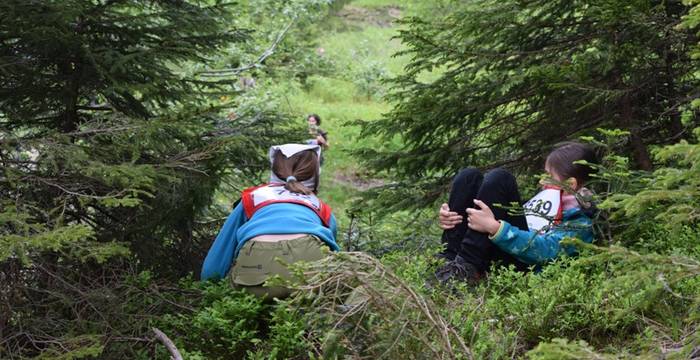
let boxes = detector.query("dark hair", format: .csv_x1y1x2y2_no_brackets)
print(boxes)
307,114,321,126
546,142,598,185
272,150,319,195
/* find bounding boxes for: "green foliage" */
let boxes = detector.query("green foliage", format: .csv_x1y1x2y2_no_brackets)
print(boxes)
278,237,699,359
0,265,316,359
612,223,700,257
4,0,700,359
195,0,337,85
246,304,310,359
346,44,391,100
151,280,314,359
0,0,246,125
2,204,99,264
359,0,700,211
602,128,700,229
682,0,700,62
0,0,301,357
527,339,617,360
33,335,105,360
159,286,265,359
341,202,439,256
0,0,270,276
488,244,695,342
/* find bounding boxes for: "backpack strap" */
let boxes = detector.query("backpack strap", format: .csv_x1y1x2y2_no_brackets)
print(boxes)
241,184,268,220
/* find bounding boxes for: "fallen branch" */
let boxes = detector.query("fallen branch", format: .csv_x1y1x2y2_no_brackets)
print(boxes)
152,327,183,360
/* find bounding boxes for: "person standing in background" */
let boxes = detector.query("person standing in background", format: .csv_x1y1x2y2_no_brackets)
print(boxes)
306,114,329,166
307,114,329,149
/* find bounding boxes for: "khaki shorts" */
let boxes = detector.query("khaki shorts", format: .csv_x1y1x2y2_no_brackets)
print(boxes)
229,234,327,299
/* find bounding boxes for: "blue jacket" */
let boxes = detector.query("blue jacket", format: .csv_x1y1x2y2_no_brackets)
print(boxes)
201,202,339,281
491,207,594,265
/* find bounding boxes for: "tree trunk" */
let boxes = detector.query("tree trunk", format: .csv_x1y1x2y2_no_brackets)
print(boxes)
620,95,653,171
663,38,685,142
60,58,81,133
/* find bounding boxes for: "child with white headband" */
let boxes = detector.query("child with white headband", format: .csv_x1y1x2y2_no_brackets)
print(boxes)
201,144,339,298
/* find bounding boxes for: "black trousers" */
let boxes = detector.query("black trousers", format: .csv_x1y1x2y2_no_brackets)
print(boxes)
440,168,529,273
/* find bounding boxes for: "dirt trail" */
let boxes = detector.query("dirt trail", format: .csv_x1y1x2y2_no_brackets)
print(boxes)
335,5,402,28
325,3,401,191
333,170,385,191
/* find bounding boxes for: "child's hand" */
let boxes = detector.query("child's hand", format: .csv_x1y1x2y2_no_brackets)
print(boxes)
466,199,501,235
438,203,463,230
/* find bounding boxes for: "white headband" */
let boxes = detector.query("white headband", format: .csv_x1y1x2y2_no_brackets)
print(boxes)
268,144,321,189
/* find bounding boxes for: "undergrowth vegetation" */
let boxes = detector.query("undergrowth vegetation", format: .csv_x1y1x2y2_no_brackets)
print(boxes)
3,0,700,359
133,125,700,359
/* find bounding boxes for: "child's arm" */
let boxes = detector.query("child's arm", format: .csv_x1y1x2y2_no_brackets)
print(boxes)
490,214,594,265
318,129,329,148
200,202,247,280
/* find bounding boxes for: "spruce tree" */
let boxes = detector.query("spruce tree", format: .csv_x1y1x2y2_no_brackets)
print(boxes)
0,1,325,357
360,0,699,210
0,0,281,288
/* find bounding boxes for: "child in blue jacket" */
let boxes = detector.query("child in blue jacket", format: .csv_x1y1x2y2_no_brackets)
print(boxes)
436,142,598,283
201,144,339,298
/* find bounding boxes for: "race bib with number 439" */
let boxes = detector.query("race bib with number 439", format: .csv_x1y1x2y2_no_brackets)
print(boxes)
523,188,563,233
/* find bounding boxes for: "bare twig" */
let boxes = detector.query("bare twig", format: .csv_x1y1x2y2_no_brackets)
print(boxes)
67,125,139,137
34,177,128,200
198,19,296,77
